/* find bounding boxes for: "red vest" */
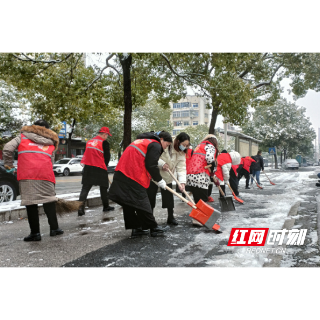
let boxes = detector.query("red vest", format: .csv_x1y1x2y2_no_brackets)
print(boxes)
81,136,107,170
17,133,56,183
242,156,256,172
186,148,193,174
188,142,214,176
215,153,232,181
116,138,160,188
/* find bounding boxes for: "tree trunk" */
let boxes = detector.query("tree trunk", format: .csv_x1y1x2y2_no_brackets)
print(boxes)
209,100,220,134
67,119,76,158
120,54,133,150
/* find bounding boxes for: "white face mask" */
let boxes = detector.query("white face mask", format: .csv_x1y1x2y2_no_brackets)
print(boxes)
179,145,186,151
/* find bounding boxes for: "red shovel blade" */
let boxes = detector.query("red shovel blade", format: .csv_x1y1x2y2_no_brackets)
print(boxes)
232,192,244,204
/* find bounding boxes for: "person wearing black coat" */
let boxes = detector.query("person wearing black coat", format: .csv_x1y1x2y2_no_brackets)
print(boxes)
109,131,173,238
78,127,113,216
250,150,264,185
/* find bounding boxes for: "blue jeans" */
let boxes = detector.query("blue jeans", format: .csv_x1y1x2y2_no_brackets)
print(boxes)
251,170,261,184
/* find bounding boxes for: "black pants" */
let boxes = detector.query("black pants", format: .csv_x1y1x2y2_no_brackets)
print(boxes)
229,169,239,196
208,177,214,197
189,186,208,204
147,182,175,220
79,184,109,208
147,182,174,209
238,168,250,188
26,202,59,234
122,205,158,230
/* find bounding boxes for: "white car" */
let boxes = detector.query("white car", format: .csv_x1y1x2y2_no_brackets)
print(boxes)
282,159,299,170
53,158,83,176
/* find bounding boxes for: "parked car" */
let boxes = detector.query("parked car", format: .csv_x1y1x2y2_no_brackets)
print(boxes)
76,155,83,159
53,158,83,176
282,159,299,170
0,165,20,202
107,160,118,173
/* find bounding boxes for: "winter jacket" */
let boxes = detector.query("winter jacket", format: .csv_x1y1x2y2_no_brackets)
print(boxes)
251,154,264,171
215,151,241,182
158,147,186,184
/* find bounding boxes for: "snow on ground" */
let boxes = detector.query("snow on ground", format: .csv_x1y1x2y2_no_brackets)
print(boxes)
168,170,315,267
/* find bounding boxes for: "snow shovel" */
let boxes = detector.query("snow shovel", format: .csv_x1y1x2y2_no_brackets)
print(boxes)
262,171,275,185
204,165,235,212
250,174,263,189
211,174,235,212
226,183,244,204
152,180,221,231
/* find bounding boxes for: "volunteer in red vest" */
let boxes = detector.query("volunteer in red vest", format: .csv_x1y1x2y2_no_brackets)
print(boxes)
214,150,241,197
109,131,172,238
186,135,219,205
237,156,256,189
78,127,113,216
3,120,62,241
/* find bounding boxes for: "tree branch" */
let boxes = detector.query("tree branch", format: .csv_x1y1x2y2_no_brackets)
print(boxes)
12,53,73,64
254,64,283,89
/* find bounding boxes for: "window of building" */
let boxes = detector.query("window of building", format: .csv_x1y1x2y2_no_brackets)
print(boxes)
173,103,181,109
181,102,190,108
173,130,180,136
174,121,182,126
190,110,198,117
181,111,189,118
193,121,198,126
192,103,198,108
173,111,181,118
184,121,189,126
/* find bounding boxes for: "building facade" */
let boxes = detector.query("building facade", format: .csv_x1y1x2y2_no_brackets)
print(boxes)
170,96,212,136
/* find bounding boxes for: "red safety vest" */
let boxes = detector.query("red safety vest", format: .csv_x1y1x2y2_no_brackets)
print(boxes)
215,153,232,181
81,136,107,171
116,138,160,188
188,142,215,176
17,133,56,183
186,148,193,175
242,156,256,172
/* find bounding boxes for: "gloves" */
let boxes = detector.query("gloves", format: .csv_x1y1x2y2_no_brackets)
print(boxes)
157,179,167,190
6,168,15,174
213,178,220,187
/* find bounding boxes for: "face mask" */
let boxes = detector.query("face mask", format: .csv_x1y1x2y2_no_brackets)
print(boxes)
179,145,186,151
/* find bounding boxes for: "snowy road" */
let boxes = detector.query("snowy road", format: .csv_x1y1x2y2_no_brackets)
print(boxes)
63,168,320,267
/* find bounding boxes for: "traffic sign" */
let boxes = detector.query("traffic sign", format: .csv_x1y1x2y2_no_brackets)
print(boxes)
269,147,276,155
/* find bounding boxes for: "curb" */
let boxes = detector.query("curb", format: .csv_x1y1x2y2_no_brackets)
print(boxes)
262,201,301,267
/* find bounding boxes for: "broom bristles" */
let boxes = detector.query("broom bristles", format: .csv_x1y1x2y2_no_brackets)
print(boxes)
56,199,82,216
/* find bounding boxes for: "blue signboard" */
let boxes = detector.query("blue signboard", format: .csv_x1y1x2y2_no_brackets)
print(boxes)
268,147,276,155
58,121,67,138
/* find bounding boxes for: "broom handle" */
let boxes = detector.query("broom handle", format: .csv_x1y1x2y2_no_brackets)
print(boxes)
152,180,197,209
167,169,195,205
227,182,236,195
263,171,271,182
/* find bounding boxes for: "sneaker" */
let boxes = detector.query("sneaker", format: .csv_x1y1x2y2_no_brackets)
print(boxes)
103,206,115,212
24,233,41,241
150,226,170,237
245,186,250,189
316,183,320,187
167,218,178,226
50,228,64,237
207,196,214,202
131,228,149,238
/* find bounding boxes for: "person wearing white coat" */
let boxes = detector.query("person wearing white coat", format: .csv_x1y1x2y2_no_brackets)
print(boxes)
147,132,190,225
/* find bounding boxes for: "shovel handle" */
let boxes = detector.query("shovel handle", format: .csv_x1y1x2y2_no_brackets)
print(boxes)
211,173,226,197
250,174,263,189
204,164,212,169
152,180,197,209
167,169,195,205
